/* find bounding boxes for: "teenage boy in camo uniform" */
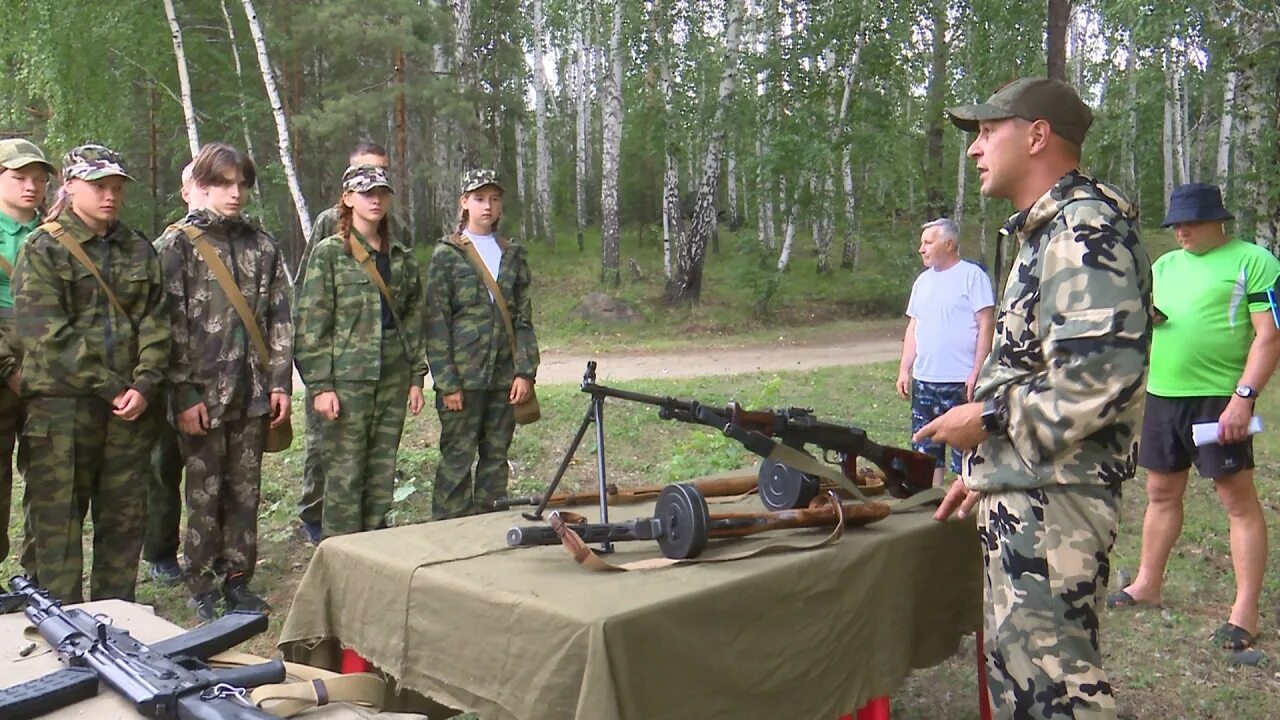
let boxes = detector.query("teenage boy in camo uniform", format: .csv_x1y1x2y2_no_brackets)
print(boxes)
0,139,54,564
154,142,292,620
15,144,170,603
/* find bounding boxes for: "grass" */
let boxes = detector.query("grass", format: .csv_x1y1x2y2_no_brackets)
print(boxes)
6,359,1280,719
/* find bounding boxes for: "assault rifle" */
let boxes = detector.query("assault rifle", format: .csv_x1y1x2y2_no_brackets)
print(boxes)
0,576,284,720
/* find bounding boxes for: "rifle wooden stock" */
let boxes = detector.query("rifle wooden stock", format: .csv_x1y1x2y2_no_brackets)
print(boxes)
709,499,891,539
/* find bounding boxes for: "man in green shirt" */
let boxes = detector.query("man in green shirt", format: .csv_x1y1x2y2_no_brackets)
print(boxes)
0,138,54,562
1108,183,1280,653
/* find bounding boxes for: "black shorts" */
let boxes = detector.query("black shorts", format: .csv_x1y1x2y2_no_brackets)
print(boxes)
1138,393,1254,478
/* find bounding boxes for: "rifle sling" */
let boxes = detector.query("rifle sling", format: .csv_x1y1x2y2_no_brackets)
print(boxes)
39,221,131,323
208,650,384,717
180,225,272,369
347,235,412,359
451,233,521,365
0,253,12,279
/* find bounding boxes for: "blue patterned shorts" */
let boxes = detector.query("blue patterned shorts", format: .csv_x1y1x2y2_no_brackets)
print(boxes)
910,379,968,473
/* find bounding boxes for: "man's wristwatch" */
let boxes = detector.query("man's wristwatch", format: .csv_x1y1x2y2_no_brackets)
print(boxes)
981,396,1008,434
1234,385,1259,401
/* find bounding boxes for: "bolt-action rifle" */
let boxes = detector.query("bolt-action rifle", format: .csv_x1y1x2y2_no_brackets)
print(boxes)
0,576,284,720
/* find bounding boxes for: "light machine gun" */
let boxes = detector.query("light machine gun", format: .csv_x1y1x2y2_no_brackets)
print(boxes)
0,576,284,720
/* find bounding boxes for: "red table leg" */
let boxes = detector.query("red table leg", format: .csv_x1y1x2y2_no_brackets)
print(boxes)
340,647,372,673
976,629,993,720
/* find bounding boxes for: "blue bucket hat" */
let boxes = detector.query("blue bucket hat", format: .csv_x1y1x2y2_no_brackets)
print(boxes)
1161,183,1234,227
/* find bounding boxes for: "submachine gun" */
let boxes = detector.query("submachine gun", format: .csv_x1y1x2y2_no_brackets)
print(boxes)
0,576,284,720
510,361,934,552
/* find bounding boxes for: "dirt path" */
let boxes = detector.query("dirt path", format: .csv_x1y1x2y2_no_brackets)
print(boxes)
292,321,906,390
538,321,905,385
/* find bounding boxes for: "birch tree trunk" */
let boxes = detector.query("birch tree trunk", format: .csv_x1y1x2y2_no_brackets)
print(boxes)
953,136,967,222
515,118,532,241
756,135,774,252
836,28,863,269
660,5,680,281
1171,61,1189,185
726,151,738,227
218,0,257,170
532,0,554,246
1162,74,1175,214
668,0,745,304
163,0,200,157
1123,35,1138,195
600,0,623,287
240,0,311,250
776,179,799,272
1216,70,1237,189
923,0,948,217
814,174,833,273
574,25,588,252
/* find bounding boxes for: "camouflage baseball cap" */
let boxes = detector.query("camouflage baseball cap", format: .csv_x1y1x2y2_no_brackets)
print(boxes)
0,138,54,173
946,77,1094,145
342,164,394,194
460,168,503,194
62,144,134,182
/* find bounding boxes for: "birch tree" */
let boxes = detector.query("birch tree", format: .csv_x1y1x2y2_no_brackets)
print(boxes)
162,0,200,157
574,19,589,252
600,0,624,287
531,0,553,246
1216,70,1237,189
668,0,746,304
240,0,311,246
218,0,257,170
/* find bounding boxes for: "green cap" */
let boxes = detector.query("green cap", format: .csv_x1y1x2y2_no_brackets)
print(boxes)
460,168,503,194
342,164,394,193
946,77,1094,145
0,138,54,173
61,144,134,182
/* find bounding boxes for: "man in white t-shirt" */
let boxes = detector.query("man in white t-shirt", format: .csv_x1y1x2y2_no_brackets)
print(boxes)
896,218,996,486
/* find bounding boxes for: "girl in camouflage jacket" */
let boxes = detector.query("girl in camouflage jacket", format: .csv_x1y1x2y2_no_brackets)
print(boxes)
294,165,426,538
423,169,539,520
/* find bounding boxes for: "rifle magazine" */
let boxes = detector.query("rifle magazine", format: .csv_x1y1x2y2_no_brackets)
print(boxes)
0,666,99,720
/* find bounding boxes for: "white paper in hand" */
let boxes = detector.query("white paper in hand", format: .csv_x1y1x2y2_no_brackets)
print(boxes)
1191,416,1264,447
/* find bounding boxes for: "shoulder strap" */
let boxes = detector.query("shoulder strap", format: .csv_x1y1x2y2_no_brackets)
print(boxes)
39,221,130,320
347,236,404,329
208,649,385,717
454,233,519,360
0,253,12,279
180,225,271,368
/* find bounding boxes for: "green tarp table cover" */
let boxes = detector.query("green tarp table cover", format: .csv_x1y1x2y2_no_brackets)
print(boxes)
280,494,981,720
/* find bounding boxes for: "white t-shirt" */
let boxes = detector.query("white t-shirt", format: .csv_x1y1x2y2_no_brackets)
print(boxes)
464,230,502,300
905,260,995,383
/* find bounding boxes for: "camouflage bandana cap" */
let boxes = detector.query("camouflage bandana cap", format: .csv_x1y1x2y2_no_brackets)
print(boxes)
62,144,134,182
460,168,503,194
946,77,1094,145
0,138,55,172
342,164,394,194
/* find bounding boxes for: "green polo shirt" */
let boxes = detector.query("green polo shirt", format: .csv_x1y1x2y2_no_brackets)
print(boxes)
0,211,40,308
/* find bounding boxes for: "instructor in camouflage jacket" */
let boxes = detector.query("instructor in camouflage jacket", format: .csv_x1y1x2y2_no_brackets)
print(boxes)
14,144,170,603
154,142,291,620
294,165,426,538
424,169,539,519
919,79,1153,719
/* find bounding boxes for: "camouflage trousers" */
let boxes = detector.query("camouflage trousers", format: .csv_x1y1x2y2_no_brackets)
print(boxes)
179,413,265,596
978,484,1120,720
19,396,150,603
318,334,411,537
297,394,325,527
910,379,968,473
433,388,515,520
143,409,184,562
